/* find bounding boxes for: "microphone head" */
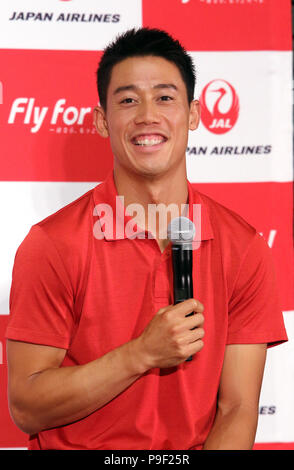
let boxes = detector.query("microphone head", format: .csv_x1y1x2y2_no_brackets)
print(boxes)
167,216,196,246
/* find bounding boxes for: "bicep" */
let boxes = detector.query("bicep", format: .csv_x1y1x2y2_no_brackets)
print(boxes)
218,343,267,413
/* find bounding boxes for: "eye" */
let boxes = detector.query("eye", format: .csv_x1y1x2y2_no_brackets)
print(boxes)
120,97,135,104
159,95,173,102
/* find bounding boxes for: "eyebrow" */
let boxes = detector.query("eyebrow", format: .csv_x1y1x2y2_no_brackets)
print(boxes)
113,83,178,95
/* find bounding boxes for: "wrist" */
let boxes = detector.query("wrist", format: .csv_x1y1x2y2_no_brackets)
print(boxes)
125,336,152,376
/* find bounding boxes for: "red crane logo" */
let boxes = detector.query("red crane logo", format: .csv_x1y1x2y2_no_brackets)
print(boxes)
199,79,239,134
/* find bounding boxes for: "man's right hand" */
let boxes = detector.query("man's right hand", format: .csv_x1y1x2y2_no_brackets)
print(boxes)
135,298,205,370
7,298,204,435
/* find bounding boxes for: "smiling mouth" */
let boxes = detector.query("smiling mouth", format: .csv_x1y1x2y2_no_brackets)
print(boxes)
131,134,167,147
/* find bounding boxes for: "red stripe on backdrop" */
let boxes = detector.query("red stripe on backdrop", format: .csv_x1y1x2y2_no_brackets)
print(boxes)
142,0,292,51
1,49,292,183
192,182,294,312
254,442,294,450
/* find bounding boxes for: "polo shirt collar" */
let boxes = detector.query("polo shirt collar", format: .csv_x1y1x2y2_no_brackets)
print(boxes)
93,171,214,242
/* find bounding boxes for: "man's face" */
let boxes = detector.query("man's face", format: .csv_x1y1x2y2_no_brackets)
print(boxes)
95,55,199,179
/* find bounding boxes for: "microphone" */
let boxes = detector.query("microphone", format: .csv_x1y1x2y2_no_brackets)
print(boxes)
167,217,196,362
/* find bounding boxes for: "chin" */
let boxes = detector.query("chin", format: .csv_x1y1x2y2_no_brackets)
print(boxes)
135,166,172,180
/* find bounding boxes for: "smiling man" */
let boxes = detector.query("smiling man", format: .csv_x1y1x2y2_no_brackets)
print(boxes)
94,52,199,250
6,28,287,451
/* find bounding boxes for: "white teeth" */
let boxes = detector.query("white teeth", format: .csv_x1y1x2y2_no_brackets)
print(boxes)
134,137,164,146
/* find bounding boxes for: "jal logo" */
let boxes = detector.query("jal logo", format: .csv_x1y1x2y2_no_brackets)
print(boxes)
200,79,239,134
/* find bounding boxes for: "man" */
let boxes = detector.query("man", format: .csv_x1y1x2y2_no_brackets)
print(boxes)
6,28,287,450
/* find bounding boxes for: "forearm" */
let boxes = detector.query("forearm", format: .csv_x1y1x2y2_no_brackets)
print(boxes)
9,300,205,436
203,403,259,450
10,338,147,435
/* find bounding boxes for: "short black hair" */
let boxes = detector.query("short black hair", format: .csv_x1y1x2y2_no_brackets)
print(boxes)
97,27,196,110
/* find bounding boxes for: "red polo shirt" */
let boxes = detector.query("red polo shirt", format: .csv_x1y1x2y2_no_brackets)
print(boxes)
6,172,287,450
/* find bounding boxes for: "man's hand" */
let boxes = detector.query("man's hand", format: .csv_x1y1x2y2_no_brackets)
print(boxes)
135,298,205,369
7,299,204,434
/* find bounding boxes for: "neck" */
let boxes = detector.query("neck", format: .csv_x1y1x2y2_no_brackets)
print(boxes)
113,165,189,251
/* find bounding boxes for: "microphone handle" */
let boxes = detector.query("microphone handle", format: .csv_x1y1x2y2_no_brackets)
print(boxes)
171,245,194,361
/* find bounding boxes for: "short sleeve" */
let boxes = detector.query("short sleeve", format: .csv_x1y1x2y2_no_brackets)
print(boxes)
227,232,288,348
6,225,75,349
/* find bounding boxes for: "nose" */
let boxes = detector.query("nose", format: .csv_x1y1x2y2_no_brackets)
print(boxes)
134,99,161,125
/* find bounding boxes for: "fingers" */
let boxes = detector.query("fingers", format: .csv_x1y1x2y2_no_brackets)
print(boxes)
185,313,204,331
179,325,205,345
141,298,205,369
171,326,205,361
157,299,204,317
160,299,205,347
171,313,204,341
173,298,204,317
189,298,204,313
159,299,204,328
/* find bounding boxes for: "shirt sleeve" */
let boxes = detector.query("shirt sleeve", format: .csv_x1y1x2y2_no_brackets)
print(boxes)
227,232,288,348
6,224,75,349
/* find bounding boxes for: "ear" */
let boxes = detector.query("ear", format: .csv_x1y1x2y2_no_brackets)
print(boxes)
93,105,109,138
188,99,200,131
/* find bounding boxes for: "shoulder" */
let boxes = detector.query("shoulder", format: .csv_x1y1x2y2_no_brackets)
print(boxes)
191,187,274,293
198,190,256,237
35,186,96,241
16,186,98,286
193,188,258,253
